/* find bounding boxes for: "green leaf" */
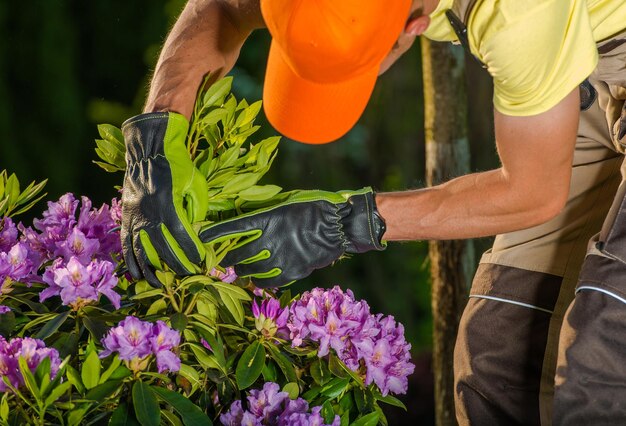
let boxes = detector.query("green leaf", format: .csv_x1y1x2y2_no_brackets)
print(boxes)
219,290,245,325
265,343,298,383
321,377,350,399
97,123,124,149
83,316,109,341
133,381,161,426
0,310,15,337
107,365,132,381
81,350,101,390
202,77,232,108
238,185,283,202
162,409,185,426
188,341,223,371
35,356,51,390
94,160,123,173
0,393,8,422
66,364,86,394
151,386,214,426
234,100,262,128
178,364,201,393
44,380,71,407
311,359,332,386
350,412,380,426
235,340,266,389
146,299,168,316
330,353,364,388
219,146,241,170
282,382,299,400
34,310,71,340
18,356,41,400
221,173,259,195
131,288,164,300
85,380,122,402
99,356,122,384
201,107,228,125
170,313,188,332
373,392,407,410
211,281,250,300
262,361,278,383
67,404,91,426
109,402,141,426
321,400,335,424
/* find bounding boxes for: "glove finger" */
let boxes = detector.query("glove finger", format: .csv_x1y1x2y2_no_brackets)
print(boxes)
123,228,142,280
221,242,271,268
199,217,263,245
165,217,204,265
250,274,297,289
133,234,163,288
149,225,197,276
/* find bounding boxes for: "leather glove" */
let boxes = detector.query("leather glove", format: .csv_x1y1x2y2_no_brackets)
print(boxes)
198,188,386,288
121,112,208,287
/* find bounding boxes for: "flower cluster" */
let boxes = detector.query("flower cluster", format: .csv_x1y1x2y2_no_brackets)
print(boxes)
1,193,122,310
100,316,181,374
220,382,340,426
287,286,415,396
252,297,289,339
0,336,61,392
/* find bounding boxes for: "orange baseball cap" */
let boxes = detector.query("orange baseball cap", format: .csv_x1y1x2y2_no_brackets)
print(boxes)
261,0,412,144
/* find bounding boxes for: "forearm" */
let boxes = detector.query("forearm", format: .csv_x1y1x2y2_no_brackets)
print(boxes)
377,168,566,241
145,0,263,118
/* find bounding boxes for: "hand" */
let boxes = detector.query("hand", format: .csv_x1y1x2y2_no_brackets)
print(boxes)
199,188,386,288
121,112,208,287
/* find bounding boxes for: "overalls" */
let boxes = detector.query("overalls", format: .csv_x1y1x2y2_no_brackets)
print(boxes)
444,1,626,424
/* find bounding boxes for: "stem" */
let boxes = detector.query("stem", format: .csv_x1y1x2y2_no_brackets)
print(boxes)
184,293,200,316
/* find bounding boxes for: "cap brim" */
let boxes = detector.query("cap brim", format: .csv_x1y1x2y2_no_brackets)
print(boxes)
263,41,378,144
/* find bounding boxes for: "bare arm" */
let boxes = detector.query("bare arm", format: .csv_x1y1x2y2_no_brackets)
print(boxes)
377,88,580,241
144,0,264,118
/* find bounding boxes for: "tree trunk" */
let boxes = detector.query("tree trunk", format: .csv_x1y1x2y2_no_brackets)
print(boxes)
421,38,474,426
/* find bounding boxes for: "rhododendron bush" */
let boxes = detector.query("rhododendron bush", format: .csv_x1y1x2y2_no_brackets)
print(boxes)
0,78,414,425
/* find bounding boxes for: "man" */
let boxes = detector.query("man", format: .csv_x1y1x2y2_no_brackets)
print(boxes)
120,0,626,424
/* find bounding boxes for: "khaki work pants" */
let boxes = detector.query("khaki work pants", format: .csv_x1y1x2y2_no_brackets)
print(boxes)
454,34,626,425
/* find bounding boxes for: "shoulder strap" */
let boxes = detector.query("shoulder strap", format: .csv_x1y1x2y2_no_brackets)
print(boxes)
445,0,485,68
450,0,480,24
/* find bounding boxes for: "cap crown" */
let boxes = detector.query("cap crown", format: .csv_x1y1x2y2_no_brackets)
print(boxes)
262,0,412,83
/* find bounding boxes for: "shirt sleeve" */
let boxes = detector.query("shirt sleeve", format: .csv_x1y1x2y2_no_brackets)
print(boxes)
480,0,598,116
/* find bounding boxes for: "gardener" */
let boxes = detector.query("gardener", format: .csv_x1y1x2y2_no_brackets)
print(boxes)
120,0,626,424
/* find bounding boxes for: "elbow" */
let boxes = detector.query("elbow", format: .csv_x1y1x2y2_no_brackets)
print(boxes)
519,188,568,228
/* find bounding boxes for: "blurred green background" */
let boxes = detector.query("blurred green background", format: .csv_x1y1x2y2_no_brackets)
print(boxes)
0,1,496,423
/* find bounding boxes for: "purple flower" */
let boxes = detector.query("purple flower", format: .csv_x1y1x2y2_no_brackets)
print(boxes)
0,242,35,294
76,196,121,259
220,382,339,426
0,336,61,392
25,194,122,272
40,257,120,310
100,317,181,374
281,406,340,426
0,217,18,252
0,305,10,314
34,193,78,235
57,228,100,264
252,298,289,339
150,321,181,373
286,286,415,396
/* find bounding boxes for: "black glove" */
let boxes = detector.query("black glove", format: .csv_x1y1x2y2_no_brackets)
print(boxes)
198,188,386,288
121,112,208,287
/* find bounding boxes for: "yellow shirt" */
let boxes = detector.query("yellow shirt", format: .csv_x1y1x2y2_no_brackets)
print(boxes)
423,0,626,116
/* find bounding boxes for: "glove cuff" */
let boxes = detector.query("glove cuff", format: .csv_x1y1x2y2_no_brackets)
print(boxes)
341,188,387,254
122,112,189,164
